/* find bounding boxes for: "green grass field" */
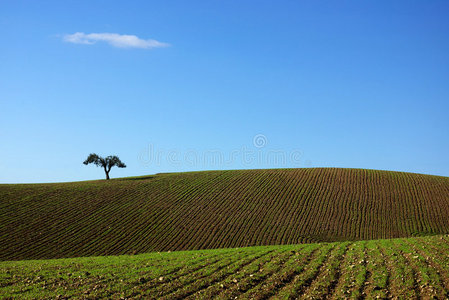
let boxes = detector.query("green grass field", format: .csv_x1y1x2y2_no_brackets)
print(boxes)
1,168,449,260
2,235,449,299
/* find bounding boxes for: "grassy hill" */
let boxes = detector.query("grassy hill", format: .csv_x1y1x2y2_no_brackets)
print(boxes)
1,168,449,260
2,235,449,299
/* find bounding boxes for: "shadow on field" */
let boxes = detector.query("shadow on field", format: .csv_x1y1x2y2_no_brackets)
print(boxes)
122,175,155,181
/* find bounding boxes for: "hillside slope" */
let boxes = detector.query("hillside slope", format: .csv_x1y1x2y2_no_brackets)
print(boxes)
1,168,449,260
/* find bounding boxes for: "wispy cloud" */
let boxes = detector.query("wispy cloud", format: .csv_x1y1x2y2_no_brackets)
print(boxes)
63,32,170,49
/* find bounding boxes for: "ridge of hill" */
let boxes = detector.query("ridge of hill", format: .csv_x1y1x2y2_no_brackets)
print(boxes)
1,168,449,260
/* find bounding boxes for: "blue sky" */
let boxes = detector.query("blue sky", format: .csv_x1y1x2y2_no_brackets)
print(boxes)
1,1,448,183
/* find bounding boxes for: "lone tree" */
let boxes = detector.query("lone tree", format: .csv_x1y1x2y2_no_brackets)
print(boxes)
83,153,126,180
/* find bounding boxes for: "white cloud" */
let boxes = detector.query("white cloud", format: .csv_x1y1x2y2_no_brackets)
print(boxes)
63,32,170,49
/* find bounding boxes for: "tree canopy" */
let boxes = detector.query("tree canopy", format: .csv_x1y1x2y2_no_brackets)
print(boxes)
83,153,126,180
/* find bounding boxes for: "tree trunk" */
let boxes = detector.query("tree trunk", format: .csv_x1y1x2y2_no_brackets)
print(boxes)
104,167,110,180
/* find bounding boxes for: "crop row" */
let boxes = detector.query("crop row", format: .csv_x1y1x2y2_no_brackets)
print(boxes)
1,168,449,260
1,235,449,298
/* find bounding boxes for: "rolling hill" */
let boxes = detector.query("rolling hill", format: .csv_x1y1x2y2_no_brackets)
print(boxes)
1,168,449,261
